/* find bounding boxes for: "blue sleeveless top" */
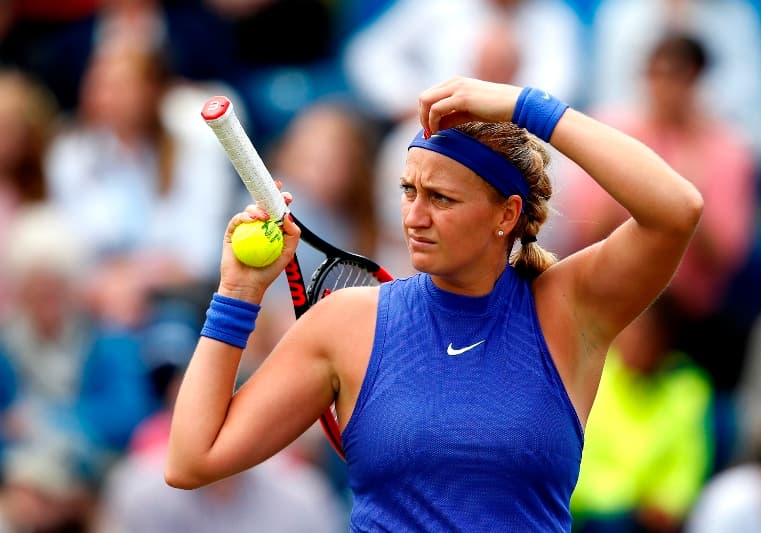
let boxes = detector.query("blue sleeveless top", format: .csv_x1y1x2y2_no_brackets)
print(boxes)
342,267,583,532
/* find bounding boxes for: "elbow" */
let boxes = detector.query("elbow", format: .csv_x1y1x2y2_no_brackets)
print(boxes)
164,466,203,491
664,179,703,237
681,184,704,233
164,457,213,490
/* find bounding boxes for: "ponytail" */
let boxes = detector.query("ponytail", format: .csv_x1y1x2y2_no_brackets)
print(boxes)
510,237,556,280
455,121,559,279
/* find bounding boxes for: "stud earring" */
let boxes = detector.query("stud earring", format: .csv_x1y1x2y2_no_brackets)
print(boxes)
497,230,505,237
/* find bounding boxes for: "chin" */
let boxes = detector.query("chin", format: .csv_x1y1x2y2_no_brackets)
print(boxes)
408,252,434,274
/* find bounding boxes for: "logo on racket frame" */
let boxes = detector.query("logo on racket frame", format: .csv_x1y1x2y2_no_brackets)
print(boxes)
285,261,307,306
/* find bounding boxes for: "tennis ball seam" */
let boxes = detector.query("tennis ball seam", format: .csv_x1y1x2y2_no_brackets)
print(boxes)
231,219,284,267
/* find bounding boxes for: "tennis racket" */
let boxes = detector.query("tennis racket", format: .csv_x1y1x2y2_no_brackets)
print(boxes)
201,96,393,460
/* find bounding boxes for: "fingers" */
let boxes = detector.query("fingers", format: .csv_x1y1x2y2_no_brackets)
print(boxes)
243,204,271,220
418,78,461,135
239,191,292,222
418,77,520,133
274,180,294,206
223,203,272,242
437,111,478,132
280,213,301,254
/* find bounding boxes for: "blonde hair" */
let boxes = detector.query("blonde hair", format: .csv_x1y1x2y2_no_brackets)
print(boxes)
456,121,557,279
0,69,59,202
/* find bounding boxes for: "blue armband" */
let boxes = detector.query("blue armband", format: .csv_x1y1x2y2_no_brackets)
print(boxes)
512,87,569,142
200,293,260,349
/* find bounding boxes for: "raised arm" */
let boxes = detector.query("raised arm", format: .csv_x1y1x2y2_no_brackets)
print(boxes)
419,77,703,417
543,90,703,425
164,204,335,488
420,76,702,329
547,107,702,332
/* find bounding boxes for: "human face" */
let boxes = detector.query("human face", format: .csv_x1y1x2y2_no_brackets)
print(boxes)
80,49,161,137
401,148,517,294
645,57,697,124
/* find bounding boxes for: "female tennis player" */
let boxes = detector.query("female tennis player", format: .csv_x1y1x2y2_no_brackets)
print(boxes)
166,77,703,531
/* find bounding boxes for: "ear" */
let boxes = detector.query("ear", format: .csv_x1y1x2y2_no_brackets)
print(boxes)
496,194,522,234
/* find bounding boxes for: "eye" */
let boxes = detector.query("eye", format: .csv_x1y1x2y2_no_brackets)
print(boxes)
399,183,416,197
432,192,452,206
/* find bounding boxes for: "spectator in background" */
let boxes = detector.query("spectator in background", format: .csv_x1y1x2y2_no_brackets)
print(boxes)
684,459,761,533
570,300,715,533
734,310,761,460
342,0,584,125
0,68,60,320
268,100,379,267
44,37,237,330
94,0,166,50
685,332,761,533
95,339,347,533
159,0,353,147
0,205,155,533
686,308,761,533
589,0,761,155
0,0,104,110
565,33,757,398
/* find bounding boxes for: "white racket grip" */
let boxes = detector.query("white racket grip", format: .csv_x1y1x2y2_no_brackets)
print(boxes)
201,96,288,222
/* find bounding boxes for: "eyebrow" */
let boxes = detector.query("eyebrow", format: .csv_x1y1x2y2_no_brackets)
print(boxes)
400,176,466,200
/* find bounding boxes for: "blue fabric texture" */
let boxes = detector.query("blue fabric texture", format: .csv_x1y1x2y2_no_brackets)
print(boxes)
512,87,569,142
200,293,260,349
408,128,529,201
343,268,583,532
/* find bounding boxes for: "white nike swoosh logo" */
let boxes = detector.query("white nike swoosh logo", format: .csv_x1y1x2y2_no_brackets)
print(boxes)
447,340,486,356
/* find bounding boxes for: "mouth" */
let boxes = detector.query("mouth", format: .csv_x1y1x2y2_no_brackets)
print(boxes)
407,234,435,247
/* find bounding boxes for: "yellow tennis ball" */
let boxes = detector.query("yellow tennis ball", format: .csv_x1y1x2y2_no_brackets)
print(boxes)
231,219,284,267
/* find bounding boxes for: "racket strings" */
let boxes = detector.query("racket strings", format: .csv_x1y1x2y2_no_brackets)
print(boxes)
312,260,382,302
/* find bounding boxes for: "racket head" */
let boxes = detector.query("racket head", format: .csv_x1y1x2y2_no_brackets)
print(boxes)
307,255,394,304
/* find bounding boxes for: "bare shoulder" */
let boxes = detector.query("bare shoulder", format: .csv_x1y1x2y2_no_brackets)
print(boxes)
276,284,381,376
308,286,381,317
532,244,609,353
531,259,579,356
294,285,381,342
296,285,381,419
531,248,612,426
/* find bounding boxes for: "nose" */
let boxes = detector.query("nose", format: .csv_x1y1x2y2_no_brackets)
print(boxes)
402,194,431,229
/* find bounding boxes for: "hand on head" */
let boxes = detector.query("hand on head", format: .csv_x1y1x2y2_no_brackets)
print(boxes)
418,77,523,135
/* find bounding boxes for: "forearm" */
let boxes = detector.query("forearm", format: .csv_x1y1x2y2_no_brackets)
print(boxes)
166,290,261,488
550,109,703,235
165,337,243,488
420,78,702,235
165,205,301,488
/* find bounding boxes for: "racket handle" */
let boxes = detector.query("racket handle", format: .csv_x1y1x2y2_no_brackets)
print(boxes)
201,96,288,222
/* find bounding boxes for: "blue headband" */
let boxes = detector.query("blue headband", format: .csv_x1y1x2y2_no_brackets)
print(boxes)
408,128,529,201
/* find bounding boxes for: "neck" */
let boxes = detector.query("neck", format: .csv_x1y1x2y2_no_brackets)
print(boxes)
429,258,508,297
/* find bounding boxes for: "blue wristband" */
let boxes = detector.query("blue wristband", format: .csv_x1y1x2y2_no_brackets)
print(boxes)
200,293,260,349
512,87,569,142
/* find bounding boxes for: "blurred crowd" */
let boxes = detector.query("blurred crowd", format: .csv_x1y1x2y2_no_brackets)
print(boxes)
0,0,759,531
